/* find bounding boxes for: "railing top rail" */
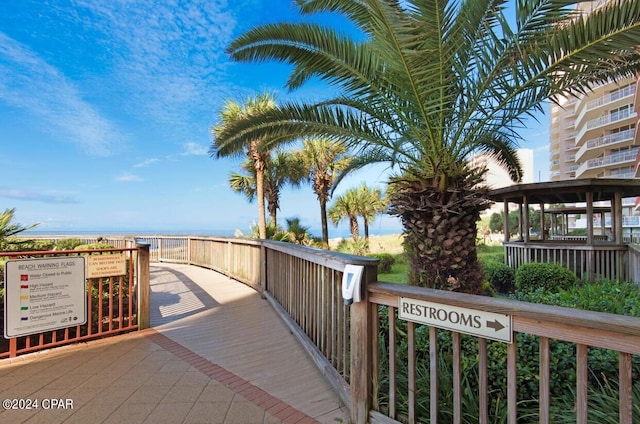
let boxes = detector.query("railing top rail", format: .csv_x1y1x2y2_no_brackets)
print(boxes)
135,235,263,246
503,240,627,250
1,247,138,257
262,240,379,271
369,282,640,337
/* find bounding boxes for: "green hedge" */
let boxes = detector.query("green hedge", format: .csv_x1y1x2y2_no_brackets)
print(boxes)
481,260,515,294
515,262,579,293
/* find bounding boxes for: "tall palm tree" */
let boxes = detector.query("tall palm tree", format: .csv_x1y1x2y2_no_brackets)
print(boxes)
295,138,352,249
216,0,640,293
355,183,386,243
210,92,278,239
329,188,361,241
265,150,306,225
229,151,305,226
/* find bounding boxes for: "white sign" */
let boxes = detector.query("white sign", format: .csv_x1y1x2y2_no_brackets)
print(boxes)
4,257,87,338
399,297,513,343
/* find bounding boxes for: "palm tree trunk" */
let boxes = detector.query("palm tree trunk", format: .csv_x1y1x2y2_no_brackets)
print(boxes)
363,217,370,242
320,200,329,249
268,201,277,226
256,168,267,239
389,177,490,294
349,215,359,241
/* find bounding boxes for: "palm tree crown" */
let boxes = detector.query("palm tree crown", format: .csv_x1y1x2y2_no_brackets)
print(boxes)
295,138,352,248
210,92,278,239
216,0,640,292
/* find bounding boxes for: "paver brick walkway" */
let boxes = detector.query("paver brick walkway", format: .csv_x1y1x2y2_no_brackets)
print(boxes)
0,263,350,424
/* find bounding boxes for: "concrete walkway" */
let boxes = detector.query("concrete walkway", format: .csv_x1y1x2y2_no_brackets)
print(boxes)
0,264,350,424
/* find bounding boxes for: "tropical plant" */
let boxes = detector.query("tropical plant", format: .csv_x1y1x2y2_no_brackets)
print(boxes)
284,217,312,244
228,150,305,226
248,220,290,241
217,0,640,293
295,138,352,248
355,183,386,242
328,188,361,241
0,208,38,251
210,92,278,239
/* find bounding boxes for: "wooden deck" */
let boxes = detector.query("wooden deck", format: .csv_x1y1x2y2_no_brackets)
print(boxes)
149,263,349,423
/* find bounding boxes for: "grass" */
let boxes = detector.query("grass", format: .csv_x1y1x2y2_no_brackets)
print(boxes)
378,261,408,283
377,243,504,284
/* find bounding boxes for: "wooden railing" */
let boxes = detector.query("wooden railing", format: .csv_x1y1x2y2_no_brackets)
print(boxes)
0,244,150,358
20,235,640,423
504,241,629,282
135,235,377,407
629,244,640,285
358,283,640,424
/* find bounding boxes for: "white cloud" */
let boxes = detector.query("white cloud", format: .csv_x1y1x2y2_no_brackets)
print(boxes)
0,33,122,156
115,173,142,182
133,158,160,168
181,142,209,156
72,0,244,132
0,188,79,204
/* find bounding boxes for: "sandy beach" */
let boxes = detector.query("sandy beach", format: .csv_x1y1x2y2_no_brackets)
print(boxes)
329,233,405,254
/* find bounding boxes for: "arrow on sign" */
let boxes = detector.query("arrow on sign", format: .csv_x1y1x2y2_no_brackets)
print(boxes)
486,319,505,332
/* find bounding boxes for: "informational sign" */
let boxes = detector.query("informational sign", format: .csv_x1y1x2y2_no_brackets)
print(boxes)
4,257,87,338
399,297,513,343
86,253,127,279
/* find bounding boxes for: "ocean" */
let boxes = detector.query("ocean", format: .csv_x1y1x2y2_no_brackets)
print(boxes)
22,226,403,239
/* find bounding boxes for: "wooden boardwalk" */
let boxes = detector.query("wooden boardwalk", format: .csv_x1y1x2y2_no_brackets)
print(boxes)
149,263,350,423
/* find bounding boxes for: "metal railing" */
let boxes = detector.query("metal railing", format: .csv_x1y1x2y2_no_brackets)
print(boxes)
0,244,150,358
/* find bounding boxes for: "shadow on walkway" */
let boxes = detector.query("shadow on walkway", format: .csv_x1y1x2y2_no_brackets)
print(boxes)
149,265,220,326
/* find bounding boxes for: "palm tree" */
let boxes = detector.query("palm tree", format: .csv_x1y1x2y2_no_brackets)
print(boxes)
217,0,640,293
210,92,278,239
228,150,305,226
329,188,361,242
0,208,38,251
295,138,352,249
355,183,386,243
265,151,306,225
285,217,312,244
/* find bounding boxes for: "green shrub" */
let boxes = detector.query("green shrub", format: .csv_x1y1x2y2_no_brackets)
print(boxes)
335,238,369,255
517,279,640,317
515,262,579,294
74,243,114,250
368,253,395,273
481,261,515,294
55,238,84,250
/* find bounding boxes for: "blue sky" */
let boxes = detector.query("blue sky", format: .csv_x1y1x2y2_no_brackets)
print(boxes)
0,0,550,237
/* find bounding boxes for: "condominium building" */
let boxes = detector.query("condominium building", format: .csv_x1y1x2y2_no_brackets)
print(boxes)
549,75,637,181
549,0,638,181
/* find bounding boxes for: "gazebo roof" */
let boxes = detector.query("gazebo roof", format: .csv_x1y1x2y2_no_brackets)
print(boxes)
487,178,640,204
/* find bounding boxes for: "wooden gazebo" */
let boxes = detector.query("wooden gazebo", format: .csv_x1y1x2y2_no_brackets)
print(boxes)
488,178,640,282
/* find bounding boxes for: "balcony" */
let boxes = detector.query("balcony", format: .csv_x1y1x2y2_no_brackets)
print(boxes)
576,147,640,178
575,127,636,162
575,110,637,145
575,83,636,127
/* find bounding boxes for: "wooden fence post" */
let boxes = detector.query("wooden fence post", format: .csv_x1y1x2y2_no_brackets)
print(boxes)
260,242,267,293
137,243,151,330
350,263,378,424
